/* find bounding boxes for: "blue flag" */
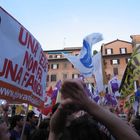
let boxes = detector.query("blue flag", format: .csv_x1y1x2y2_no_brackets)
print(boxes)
63,33,103,77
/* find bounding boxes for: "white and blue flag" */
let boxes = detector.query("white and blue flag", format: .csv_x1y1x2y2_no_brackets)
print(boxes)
63,33,103,77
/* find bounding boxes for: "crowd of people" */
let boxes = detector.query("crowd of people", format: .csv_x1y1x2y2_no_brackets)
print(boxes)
0,79,140,140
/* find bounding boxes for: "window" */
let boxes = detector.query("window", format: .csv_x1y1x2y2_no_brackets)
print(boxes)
72,64,74,68
72,74,79,79
120,48,127,54
51,64,59,69
106,48,113,55
111,59,120,65
51,75,57,81
112,60,118,64
63,74,67,79
136,44,140,48
55,55,61,58
113,68,118,75
49,55,53,58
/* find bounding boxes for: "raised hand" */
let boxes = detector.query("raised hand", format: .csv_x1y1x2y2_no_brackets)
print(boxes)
60,79,94,111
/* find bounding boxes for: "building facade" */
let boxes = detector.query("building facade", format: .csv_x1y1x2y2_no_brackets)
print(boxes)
130,35,140,48
44,47,95,89
44,36,140,90
45,47,80,88
101,39,133,82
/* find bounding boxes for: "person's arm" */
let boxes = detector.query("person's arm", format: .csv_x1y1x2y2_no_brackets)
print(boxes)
22,135,27,140
48,132,58,140
48,103,68,140
60,79,140,140
85,100,139,140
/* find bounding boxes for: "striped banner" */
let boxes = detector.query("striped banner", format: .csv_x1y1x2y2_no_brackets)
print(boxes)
119,46,140,97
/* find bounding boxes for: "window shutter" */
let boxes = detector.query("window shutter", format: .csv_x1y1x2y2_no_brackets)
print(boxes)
125,48,127,53
111,48,113,54
110,60,113,65
57,64,59,69
105,49,107,54
118,59,120,64
51,64,53,69
125,58,128,63
119,48,121,53
48,64,50,70
47,75,49,82
72,74,74,79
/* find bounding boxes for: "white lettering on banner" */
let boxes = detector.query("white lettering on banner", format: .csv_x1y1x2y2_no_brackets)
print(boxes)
0,87,41,106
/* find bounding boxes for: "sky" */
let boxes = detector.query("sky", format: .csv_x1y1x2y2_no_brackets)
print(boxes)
0,0,140,51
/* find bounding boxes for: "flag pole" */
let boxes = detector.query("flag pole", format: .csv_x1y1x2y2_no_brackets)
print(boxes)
84,75,96,90
20,104,29,140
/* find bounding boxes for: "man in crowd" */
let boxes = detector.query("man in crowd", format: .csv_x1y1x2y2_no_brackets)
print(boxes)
23,111,37,140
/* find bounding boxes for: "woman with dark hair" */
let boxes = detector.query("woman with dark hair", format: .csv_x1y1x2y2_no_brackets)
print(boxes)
59,114,102,140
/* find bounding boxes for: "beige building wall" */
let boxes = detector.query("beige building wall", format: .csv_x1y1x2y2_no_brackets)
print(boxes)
130,35,140,48
47,59,79,87
101,39,133,82
102,40,132,55
44,36,139,89
44,47,94,88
